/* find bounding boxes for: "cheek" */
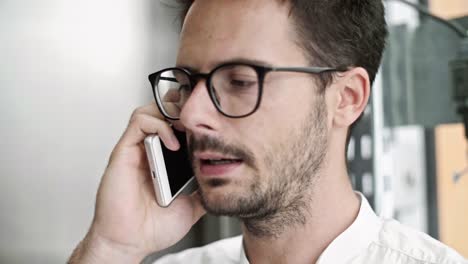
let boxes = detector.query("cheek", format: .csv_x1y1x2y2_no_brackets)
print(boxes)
225,77,317,170
231,93,310,154
262,77,316,120
231,115,293,176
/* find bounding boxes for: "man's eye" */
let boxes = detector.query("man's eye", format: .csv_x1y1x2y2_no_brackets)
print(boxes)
230,79,257,88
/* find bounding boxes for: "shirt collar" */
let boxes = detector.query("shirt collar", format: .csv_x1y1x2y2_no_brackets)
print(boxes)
316,192,382,264
239,192,381,264
240,239,249,264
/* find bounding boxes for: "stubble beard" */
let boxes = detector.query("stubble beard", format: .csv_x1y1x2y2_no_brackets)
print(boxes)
192,96,328,238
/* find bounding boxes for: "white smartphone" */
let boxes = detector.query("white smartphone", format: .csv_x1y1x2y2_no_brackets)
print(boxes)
144,130,195,207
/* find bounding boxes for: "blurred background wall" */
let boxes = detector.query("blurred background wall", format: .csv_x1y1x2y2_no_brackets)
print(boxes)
0,0,179,262
1,0,467,263
378,0,468,257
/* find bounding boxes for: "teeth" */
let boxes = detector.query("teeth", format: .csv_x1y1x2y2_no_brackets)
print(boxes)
205,159,239,165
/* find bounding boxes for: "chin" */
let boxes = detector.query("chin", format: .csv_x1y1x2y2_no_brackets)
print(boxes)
197,178,266,218
197,179,246,215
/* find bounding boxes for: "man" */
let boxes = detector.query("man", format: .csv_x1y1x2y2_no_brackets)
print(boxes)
69,0,467,263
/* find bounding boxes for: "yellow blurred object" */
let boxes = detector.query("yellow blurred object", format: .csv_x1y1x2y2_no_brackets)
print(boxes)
435,124,468,258
429,0,468,19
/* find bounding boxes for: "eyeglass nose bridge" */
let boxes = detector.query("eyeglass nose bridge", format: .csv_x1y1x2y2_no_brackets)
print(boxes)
188,72,211,90
179,71,223,119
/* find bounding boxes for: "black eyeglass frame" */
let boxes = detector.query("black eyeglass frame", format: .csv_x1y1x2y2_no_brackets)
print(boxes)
148,62,347,120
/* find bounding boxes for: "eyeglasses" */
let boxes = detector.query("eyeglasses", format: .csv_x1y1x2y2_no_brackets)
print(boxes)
148,62,346,120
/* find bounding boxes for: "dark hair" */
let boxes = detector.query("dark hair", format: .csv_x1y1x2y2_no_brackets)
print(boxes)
175,0,387,147
176,0,387,85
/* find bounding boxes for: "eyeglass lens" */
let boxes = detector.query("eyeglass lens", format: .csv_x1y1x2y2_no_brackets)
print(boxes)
155,64,260,118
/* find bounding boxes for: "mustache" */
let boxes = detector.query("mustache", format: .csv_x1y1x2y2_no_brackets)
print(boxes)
188,134,257,170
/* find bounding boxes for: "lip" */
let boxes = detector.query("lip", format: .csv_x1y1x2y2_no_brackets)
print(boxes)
194,152,243,178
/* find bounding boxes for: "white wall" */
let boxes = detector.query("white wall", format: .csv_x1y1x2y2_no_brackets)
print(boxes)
0,1,179,262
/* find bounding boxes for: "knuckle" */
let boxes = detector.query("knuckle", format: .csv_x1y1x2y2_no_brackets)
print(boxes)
131,106,145,118
129,113,146,125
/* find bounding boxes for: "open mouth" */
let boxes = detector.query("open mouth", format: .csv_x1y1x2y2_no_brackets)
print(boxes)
196,154,244,176
201,158,243,165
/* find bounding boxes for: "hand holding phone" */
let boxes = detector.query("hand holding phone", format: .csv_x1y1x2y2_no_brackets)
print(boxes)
144,129,196,207
69,103,205,263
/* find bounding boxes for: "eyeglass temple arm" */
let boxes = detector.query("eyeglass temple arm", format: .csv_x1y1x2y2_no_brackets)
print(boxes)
270,66,347,74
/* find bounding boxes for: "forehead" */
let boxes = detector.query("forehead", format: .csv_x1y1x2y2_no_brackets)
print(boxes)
176,0,307,71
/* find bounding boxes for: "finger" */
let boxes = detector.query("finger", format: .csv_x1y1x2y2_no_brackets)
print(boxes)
133,102,164,119
163,89,181,102
159,103,185,132
119,113,180,150
141,102,186,132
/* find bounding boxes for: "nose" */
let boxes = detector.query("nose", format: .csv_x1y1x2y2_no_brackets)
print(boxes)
179,79,220,135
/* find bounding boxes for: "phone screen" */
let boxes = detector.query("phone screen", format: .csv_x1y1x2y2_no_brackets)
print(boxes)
160,130,194,196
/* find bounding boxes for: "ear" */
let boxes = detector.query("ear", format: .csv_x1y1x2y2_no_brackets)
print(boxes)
332,67,370,128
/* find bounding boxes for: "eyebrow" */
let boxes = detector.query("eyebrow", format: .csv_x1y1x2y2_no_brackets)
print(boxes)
176,57,274,72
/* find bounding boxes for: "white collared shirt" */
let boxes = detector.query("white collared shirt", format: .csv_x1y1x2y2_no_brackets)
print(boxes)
154,194,467,264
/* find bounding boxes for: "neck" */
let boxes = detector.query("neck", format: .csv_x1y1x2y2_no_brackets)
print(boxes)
241,166,360,264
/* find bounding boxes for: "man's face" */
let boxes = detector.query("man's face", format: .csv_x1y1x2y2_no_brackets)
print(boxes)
177,0,330,220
